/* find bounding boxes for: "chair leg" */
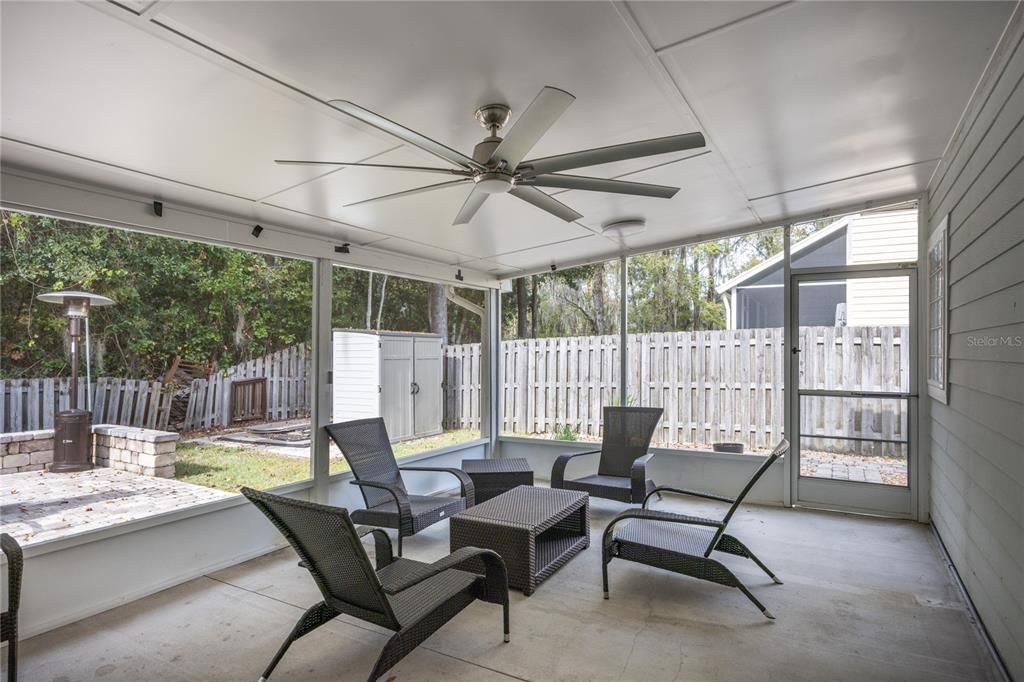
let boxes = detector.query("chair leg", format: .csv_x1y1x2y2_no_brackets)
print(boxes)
8,632,17,682
503,599,510,643
259,601,338,680
397,532,403,557
602,553,611,599
700,557,775,620
716,534,783,584
734,580,775,620
368,631,406,682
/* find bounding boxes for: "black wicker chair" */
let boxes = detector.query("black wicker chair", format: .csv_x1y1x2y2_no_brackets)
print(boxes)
2,533,23,682
326,418,475,556
241,487,509,682
551,406,663,504
602,439,789,619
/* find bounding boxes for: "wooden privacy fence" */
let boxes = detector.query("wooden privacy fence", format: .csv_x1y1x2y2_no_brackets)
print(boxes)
0,377,173,433
444,343,483,431
182,343,310,431
444,326,910,455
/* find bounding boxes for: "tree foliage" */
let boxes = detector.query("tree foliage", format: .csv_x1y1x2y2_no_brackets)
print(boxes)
501,223,829,339
1,212,482,380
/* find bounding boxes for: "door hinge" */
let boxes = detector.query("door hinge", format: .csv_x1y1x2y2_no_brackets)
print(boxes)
327,370,333,384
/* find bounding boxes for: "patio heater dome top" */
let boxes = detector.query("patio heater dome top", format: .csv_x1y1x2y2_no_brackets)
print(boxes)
37,290,115,306
37,290,115,317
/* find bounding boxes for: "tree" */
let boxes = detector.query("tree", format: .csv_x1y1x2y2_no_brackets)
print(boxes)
428,283,448,345
514,278,528,339
1,211,314,379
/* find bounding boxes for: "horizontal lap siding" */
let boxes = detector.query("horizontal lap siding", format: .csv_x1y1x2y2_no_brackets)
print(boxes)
926,11,1024,677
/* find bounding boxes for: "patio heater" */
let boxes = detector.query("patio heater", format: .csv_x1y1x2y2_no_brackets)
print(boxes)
36,290,115,472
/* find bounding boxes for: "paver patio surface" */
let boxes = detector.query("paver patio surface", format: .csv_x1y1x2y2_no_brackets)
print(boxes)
0,468,234,545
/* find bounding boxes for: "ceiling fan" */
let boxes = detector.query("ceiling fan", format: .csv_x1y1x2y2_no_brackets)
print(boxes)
276,86,707,225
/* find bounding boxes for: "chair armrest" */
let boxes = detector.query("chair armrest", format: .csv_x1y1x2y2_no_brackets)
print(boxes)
550,449,601,489
350,480,414,535
643,485,734,508
400,466,476,506
630,453,655,502
356,526,394,569
602,508,724,551
380,546,509,603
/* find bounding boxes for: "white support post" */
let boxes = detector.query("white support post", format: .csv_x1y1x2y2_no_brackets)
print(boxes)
311,258,333,501
619,255,628,406
482,288,501,457
782,225,794,507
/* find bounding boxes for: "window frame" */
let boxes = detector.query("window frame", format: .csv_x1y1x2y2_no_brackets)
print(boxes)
926,215,949,404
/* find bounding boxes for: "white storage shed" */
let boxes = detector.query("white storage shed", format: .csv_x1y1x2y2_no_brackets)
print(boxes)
331,329,444,442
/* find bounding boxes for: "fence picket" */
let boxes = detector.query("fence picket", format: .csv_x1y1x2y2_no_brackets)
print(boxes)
442,326,909,453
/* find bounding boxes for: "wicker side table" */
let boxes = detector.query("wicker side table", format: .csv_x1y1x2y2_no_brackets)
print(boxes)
461,458,534,503
450,486,589,595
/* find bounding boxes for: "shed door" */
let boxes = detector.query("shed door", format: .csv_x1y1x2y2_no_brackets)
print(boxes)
413,337,443,437
380,336,414,441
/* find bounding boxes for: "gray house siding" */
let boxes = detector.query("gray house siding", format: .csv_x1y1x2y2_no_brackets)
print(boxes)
925,10,1024,678
732,229,848,328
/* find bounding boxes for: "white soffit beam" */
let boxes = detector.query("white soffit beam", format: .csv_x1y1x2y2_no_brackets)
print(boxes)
0,170,498,288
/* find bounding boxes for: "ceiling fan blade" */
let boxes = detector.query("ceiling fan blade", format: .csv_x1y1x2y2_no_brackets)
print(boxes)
519,132,706,176
509,186,582,222
488,86,575,170
329,99,483,171
521,174,679,198
275,160,470,176
344,179,470,208
453,186,490,225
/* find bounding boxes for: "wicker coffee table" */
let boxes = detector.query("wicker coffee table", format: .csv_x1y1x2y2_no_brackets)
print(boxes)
450,486,589,595
461,457,534,503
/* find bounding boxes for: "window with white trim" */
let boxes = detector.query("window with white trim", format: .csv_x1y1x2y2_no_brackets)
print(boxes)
927,216,948,403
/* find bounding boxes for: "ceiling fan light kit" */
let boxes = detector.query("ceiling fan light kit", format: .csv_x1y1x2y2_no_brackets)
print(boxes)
277,86,707,226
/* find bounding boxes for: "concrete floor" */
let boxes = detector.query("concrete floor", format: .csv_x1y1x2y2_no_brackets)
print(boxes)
15,493,998,681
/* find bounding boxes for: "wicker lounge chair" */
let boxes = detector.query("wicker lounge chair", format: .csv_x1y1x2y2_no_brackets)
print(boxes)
241,487,509,682
326,418,475,555
551,406,663,504
2,533,23,682
601,439,789,619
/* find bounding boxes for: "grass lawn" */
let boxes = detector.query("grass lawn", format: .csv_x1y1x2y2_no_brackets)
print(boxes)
176,429,481,493
328,429,481,475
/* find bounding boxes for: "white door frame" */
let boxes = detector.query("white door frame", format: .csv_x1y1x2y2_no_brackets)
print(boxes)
787,263,919,518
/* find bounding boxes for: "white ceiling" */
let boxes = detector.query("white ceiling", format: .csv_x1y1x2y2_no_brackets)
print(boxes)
0,1,1014,279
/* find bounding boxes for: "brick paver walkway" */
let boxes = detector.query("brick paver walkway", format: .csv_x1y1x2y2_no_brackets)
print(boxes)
799,452,908,486
0,468,234,545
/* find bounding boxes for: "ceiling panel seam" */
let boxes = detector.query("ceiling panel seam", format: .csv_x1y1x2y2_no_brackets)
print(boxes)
254,144,405,202
259,201,506,263
545,149,713,198
489,234,596,259
2,136,493,264
90,3,426,154
87,3,576,266
138,0,170,21
612,0,765,226
748,158,941,202
2,136,257,203
652,2,797,56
